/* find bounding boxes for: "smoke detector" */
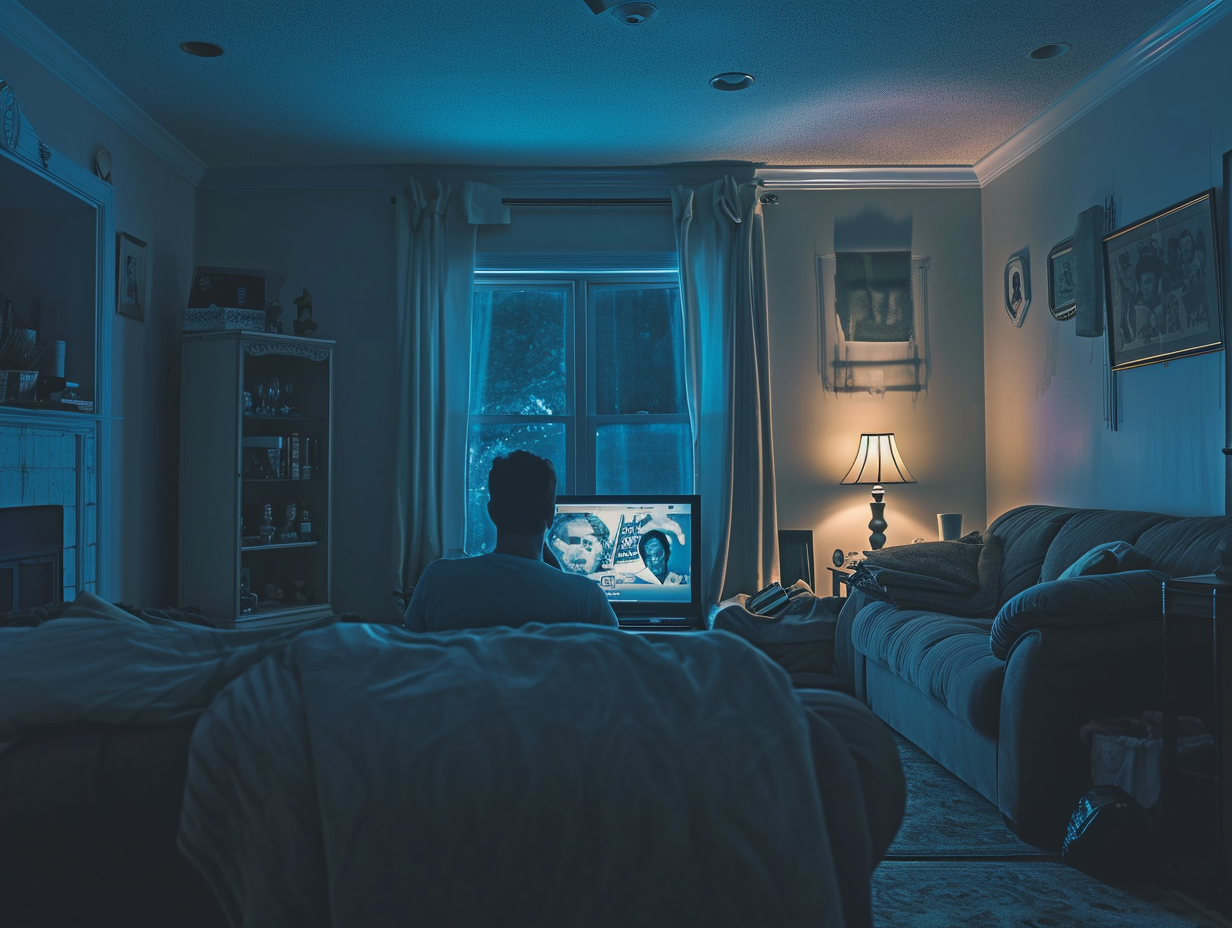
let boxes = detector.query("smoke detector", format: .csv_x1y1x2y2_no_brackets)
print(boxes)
583,0,659,25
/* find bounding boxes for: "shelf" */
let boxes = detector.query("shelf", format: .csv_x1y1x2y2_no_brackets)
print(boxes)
241,540,319,552
242,478,324,484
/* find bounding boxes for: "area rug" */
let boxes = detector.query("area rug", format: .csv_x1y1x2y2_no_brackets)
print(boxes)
885,733,1052,859
872,861,1215,928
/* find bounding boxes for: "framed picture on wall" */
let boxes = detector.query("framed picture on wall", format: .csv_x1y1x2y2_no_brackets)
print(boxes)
1047,239,1077,321
1103,189,1224,372
117,231,147,321
1004,253,1029,326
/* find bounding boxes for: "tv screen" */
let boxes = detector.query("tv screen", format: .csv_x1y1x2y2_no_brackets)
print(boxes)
551,495,701,626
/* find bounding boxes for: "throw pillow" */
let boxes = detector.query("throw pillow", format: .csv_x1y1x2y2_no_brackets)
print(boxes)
1058,541,1154,580
989,569,1168,660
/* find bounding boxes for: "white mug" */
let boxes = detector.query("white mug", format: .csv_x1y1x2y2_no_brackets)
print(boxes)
937,513,963,541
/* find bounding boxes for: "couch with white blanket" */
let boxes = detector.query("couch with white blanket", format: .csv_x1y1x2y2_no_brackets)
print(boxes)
1,595,905,928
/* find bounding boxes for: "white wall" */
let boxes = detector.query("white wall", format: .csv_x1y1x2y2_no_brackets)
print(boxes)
0,30,197,605
981,15,1232,518
194,181,398,619
763,188,988,569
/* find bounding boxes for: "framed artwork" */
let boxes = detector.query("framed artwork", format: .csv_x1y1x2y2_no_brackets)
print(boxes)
1004,253,1030,326
117,231,147,321
1047,239,1077,320
1103,189,1223,372
816,251,931,395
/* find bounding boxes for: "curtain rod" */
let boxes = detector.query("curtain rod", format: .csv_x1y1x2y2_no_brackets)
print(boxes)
502,197,671,206
501,195,779,206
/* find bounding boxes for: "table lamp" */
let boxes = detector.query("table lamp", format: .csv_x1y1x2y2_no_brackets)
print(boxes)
840,432,916,550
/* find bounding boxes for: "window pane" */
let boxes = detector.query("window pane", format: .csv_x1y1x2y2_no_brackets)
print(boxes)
593,287,685,415
595,423,692,495
471,288,567,415
466,422,567,554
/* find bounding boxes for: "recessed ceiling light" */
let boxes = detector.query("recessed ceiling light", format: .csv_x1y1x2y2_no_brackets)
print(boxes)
609,1,657,24
710,72,754,92
1029,42,1071,60
180,41,224,58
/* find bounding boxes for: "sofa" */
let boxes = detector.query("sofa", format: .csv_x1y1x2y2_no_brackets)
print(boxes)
834,503,1232,850
1,592,905,928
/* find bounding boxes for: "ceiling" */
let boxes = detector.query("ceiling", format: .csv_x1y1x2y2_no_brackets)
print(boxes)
11,0,1203,171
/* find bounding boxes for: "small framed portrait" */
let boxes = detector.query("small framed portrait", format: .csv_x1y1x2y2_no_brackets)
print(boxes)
1004,253,1030,327
1047,240,1077,321
1102,189,1224,372
117,231,147,321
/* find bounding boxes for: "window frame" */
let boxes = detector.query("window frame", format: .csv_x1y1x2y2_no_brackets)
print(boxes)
470,269,688,496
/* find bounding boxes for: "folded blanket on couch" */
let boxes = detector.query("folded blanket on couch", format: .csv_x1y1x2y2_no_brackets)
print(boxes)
847,535,1003,617
178,623,870,928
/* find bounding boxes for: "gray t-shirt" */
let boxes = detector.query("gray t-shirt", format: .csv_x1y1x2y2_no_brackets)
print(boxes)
403,553,619,633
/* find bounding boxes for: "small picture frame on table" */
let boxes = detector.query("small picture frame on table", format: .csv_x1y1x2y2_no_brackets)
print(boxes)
1047,240,1077,320
117,231,147,321
1103,189,1224,372
1004,253,1030,327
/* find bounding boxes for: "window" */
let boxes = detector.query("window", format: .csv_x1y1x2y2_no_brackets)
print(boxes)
466,271,693,553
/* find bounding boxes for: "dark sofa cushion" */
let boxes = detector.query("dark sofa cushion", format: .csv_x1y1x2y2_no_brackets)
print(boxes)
988,506,1080,607
851,602,1004,735
989,569,1168,660
1038,510,1169,583
1135,516,1232,578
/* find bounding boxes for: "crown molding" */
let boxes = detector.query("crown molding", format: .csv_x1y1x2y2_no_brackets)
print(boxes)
756,165,980,189
0,0,207,184
975,0,1231,186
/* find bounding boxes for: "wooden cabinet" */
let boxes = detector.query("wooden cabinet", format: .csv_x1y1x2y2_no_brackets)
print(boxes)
179,331,333,625
1163,574,1232,912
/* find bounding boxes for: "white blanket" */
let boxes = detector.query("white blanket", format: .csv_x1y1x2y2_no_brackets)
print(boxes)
178,623,849,927
0,592,328,749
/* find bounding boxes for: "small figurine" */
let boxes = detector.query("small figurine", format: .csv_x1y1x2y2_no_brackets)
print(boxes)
258,503,276,545
292,288,318,337
263,582,285,603
292,579,317,604
264,299,284,334
279,502,299,542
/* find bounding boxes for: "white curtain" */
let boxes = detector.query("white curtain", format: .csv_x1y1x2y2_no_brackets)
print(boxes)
392,180,509,608
672,176,778,604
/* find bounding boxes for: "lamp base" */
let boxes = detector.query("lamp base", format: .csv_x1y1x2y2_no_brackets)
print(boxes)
868,500,887,550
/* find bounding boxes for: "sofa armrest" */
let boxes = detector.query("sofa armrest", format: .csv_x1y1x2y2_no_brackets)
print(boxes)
997,619,1164,849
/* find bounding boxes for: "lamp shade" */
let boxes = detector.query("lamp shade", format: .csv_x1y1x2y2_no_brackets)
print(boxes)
840,433,916,486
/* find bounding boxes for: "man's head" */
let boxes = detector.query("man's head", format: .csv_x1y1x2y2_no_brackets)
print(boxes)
639,530,671,582
486,450,557,537
1180,230,1195,264
1136,254,1164,303
549,512,611,575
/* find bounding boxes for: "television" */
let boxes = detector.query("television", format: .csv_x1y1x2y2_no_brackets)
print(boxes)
550,494,702,628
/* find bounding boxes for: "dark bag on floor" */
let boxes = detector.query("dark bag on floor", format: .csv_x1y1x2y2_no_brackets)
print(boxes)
1061,785,1151,877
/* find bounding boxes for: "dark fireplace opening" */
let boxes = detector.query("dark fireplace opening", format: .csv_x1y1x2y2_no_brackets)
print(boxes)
0,505,64,611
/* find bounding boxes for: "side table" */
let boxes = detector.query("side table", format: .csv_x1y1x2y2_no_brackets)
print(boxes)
1162,573,1232,912
827,566,853,598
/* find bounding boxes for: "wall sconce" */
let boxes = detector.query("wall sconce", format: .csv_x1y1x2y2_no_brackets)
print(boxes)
840,432,916,550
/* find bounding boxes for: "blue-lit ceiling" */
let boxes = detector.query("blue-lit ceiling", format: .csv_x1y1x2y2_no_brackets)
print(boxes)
10,0,1208,169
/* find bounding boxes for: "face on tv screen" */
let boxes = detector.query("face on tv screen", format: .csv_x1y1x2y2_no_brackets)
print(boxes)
550,497,695,608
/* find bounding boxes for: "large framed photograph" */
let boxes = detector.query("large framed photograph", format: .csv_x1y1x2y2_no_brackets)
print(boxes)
117,231,147,321
1103,189,1223,371
816,251,931,395
1047,239,1077,320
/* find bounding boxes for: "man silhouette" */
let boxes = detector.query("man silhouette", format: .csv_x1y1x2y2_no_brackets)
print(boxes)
403,450,618,632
